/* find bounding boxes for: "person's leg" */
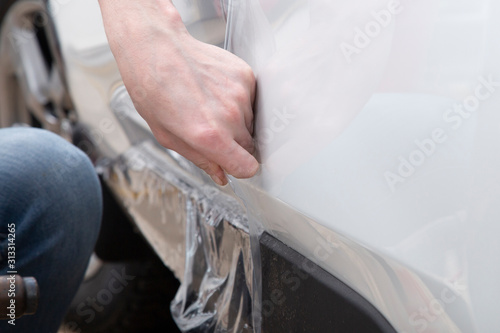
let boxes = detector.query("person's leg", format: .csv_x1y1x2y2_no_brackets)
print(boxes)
0,127,102,332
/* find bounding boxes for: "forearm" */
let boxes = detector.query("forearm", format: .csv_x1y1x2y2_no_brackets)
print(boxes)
98,0,184,31
98,0,188,59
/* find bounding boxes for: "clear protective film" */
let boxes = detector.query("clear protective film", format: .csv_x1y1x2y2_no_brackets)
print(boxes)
100,108,258,332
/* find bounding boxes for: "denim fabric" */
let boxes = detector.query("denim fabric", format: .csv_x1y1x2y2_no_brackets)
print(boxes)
0,128,102,332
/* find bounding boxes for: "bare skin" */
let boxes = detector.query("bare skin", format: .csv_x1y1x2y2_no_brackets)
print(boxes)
98,0,259,186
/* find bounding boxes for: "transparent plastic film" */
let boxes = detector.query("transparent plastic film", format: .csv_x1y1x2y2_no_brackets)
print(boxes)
101,140,258,332
228,178,265,333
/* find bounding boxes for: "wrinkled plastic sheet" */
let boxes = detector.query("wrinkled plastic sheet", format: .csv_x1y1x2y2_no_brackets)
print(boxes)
100,141,256,332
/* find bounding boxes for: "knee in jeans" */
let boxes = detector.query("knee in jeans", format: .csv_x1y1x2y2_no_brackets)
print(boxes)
17,130,93,183
1,128,102,229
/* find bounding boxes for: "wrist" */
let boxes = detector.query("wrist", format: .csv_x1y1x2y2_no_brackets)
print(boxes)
99,0,188,42
156,1,186,35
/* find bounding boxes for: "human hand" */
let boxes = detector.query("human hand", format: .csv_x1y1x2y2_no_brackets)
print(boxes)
98,0,259,186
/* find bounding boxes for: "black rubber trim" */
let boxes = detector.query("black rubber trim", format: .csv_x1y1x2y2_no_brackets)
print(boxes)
260,232,397,333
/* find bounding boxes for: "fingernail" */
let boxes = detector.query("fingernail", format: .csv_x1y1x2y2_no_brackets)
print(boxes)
219,174,228,186
211,175,225,186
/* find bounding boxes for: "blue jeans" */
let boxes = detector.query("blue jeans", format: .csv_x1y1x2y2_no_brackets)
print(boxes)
0,128,102,332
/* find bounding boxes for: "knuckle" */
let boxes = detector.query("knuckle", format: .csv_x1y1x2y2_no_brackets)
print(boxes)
224,104,243,125
242,137,256,154
231,84,251,108
241,65,255,83
191,125,225,150
153,131,174,150
195,160,212,173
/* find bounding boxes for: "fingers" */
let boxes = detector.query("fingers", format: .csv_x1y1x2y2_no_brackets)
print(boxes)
246,77,257,133
186,121,258,179
181,136,258,184
177,147,229,186
177,128,258,181
207,140,260,179
234,126,256,155
154,115,258,184
200,163,227,186
233,62,256,133
241,98,255,134
153,130,228,185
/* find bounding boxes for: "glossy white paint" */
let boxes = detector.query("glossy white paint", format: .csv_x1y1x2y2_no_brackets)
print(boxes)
49,0,500,331
228,1,500,331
